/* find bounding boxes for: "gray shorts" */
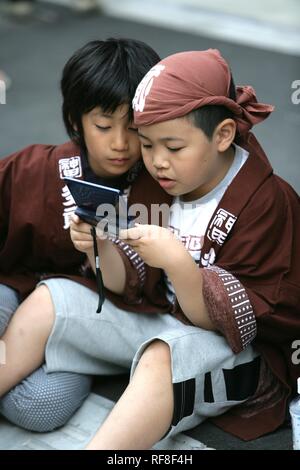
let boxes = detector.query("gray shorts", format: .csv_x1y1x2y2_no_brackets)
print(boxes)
41,278,261,437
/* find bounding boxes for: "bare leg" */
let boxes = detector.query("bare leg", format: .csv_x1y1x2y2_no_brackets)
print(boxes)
0,285,54,397
86,340,174,450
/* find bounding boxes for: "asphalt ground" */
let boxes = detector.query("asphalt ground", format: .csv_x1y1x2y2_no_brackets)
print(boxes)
1,2,299,192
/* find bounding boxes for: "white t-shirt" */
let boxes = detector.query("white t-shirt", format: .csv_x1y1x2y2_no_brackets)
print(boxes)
165,143,249,302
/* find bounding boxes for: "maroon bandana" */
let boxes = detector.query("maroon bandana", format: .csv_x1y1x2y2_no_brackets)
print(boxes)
133,49,274,135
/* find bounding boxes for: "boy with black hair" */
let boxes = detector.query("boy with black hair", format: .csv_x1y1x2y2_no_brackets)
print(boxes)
0,37,160,432
1,49,299,449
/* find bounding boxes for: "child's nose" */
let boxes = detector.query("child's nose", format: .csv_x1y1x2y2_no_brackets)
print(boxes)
152,152,169,169
111,130,129,151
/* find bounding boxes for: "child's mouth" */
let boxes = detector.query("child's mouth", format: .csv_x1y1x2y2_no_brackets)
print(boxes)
157,177,176,189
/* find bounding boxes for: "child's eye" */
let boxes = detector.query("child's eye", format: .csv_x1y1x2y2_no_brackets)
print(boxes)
167,147,183,152
142,144,152,149
95,125,110,131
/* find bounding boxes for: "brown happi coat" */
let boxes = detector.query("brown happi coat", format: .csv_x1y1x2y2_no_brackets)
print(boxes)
0,141,94,297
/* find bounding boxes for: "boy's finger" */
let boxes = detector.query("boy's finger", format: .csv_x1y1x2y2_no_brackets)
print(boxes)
72,230,93,240
74,241,94,251
96,226,108,240
119,226,141,240
70,220,94,234
70,213,80,224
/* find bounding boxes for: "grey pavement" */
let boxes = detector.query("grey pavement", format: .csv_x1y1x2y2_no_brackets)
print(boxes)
0,2,296,450
0,2,299,192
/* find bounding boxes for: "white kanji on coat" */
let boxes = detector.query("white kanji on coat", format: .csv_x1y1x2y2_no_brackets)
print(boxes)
58,156,82,179
207,208,237,245
61,185,77,229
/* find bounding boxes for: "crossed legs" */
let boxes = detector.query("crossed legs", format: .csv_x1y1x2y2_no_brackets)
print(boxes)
0,285,174,448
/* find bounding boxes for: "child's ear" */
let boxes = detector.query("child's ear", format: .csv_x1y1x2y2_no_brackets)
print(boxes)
215,119,236,152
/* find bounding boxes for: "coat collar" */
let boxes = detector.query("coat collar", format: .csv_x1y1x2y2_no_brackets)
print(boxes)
200,133,273,267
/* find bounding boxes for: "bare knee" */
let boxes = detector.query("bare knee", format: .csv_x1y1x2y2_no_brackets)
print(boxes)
138,340,171,371
9,285,54,336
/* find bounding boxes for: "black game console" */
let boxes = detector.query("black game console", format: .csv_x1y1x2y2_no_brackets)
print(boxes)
64,177,136,236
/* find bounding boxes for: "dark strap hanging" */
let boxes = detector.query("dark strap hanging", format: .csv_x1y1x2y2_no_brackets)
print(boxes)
90,226,105,313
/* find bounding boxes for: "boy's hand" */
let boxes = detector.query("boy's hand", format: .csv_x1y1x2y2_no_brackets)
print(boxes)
70,214,94,254
120,224,186,271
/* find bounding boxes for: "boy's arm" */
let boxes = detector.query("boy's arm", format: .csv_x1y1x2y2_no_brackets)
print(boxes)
150,238,257,351
165,251,215,330
70,215,146,299
122,224,258,351
86,240,126,295
70,215,126,294
121,224,215,329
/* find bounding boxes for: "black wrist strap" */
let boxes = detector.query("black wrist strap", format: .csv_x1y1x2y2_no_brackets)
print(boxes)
90,226,105,313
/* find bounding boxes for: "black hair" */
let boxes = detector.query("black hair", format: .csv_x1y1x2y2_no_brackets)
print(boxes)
188,75,237,140
61,38,160,149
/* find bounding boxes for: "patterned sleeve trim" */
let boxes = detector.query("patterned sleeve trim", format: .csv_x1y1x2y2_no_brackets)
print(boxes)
112,239,146,287
202,265,257,353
